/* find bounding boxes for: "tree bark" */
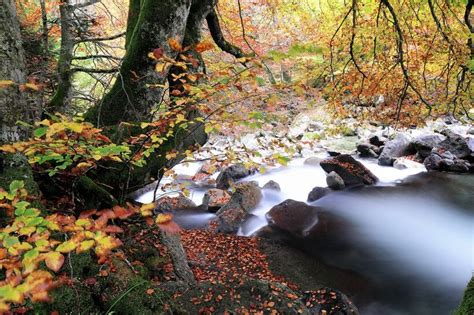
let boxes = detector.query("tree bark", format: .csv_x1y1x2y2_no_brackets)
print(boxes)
84,0,193,126
47,0,75,114
0,0,29,143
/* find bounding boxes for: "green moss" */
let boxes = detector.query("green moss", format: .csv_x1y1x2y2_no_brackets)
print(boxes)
0,153,39,195
33,283,100,315
454,276,474,315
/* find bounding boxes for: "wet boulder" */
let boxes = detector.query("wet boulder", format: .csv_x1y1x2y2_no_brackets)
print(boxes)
155,194,197,212
423,148,471,173
216,164,256,189
412,134,444,159
393,157,425,170
202,189,231,212
326,171,345,190
438,130,471,159
356,143,379,158
210,182,262,233
378,133,415,166
263,180,281,191
307,186,331,202
369,135,386,147
320,154,378,186
304,156,323,166
266,199,319,237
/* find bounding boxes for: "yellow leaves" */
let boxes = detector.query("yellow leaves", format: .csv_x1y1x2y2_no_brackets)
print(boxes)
44,252,64,273
155,213,173,224
0,80,15,89
0,285,23,304
45,122,65,139
94,233,122,257
64,122,84,133
55,240,77,253
140,203,155,217
76,240,95,253
155,62,166,73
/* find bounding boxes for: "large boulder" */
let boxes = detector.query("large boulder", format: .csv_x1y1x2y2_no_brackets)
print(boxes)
412,134,444,159
216,164,256,189
423,148,471,173
266,199,319,237
155,194,197,212
320,154,378,186
438,130,471,159
378,133,415,166
307,186,331,202
211,182,262,233
202,188,231,212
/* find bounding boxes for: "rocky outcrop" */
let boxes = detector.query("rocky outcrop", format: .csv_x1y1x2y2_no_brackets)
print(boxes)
424,148,471,173
320,154,378,186
266,199,319,237
216,164,256,189
438,130,471,159
378,133,415,166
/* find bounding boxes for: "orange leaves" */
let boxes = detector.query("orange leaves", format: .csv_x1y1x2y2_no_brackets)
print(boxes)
195,41,214,53
112,205,134,219
44,252,64,272
168,38,183,52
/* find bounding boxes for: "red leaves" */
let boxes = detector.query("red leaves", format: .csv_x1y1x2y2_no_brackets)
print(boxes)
153,47,165,59
112,205,134,219
181,230,289,286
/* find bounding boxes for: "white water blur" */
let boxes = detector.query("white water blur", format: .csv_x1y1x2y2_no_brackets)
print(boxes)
238,157,426,235
317,192,474,289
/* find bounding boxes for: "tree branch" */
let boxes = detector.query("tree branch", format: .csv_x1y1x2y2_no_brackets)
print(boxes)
381,0,432,110
72,54,122,61
206,9,246,58
71,67,119,74
76,32,126,43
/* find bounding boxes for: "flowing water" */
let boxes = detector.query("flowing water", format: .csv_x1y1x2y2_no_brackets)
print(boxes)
138,157,473,314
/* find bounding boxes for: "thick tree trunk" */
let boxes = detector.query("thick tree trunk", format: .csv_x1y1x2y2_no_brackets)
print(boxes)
84,0,193,126
0,0,29,143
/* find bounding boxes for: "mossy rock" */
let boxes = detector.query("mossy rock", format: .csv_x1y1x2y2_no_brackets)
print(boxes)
454,276,474,315
33,282,100,314
0,153,39,195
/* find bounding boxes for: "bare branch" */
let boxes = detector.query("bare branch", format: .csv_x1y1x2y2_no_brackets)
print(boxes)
71,67,118,74
76,32,125,43
72,54,122,61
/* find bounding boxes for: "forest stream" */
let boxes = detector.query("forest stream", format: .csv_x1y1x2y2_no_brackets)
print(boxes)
138,158,474,315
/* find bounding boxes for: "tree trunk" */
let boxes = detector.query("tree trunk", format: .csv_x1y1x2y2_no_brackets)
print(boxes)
0,0,29,143
47,0,75,114
84,0,193,126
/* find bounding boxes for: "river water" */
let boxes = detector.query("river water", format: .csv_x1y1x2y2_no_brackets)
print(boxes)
138,157,473,314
